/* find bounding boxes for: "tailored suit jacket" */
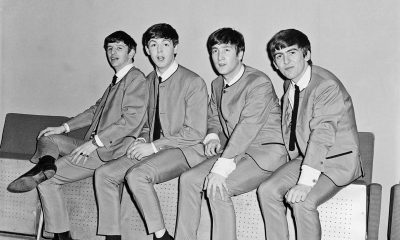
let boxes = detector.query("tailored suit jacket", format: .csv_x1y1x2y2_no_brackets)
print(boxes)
282,65,363,186
66,66,149,162
208,65,287,171
138,65,208,167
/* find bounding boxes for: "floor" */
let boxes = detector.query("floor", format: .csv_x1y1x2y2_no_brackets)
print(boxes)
0,233,37,240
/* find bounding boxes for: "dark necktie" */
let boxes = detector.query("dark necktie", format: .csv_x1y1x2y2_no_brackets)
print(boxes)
91,75,117,138
111,75,117,86
289,85,300,151
153,76,162,141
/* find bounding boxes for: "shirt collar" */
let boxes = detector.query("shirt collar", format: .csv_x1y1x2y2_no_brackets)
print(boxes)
157,61,179,82
115,63,134,84
291,65,311,91
224,65,245,86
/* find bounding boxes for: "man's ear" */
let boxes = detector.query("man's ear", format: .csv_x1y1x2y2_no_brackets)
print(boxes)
304,50,311,62
145,46,150,56
273,61,278,70
237,50,244,61
129,49,136,58
173,44,178,55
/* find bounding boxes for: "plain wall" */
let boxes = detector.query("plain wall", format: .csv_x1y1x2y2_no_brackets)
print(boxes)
1,0,399,239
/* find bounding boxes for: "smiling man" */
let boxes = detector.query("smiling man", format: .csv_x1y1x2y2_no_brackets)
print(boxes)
7,31,149,240
258,29,363,240
95,23,208,240
174,27,287,240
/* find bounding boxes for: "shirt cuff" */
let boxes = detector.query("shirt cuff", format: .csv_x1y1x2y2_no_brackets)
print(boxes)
297,165,321,187
94,135,104,147
210,157,236,178
203,133,220,144
136,137,146,143
151,142,158,153
62,123,70,133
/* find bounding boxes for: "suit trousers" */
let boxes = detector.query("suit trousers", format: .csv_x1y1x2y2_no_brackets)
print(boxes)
174,154,272,240
95,156,140,235
35,135,105,233
257,159,342,240
125,148,190,234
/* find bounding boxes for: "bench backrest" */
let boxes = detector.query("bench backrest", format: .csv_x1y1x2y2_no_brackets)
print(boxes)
0,113,87,160
358,132,375,185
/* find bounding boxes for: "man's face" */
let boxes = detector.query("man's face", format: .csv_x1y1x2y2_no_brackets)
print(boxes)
272,44,310,83
106,41,134,72
146,38,177,74
211,43,243,81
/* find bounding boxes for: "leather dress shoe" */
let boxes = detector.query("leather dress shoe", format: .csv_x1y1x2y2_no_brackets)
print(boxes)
7,156,56,193
154,231,173,240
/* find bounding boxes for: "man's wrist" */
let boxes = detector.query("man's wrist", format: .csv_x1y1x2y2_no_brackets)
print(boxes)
210,158,236,178
62,123,70,133
297,165,321,187
151,142,158,153
203,133,220,145
91,138,100,147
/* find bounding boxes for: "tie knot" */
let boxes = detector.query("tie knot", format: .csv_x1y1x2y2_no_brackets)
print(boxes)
294,85,300,92
111,75,117,86
158,76,162,83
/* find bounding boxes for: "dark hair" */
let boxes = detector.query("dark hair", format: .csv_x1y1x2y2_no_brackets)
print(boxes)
104,31,137,52
267,29,312,64
206,28,245,54
142,23,179,47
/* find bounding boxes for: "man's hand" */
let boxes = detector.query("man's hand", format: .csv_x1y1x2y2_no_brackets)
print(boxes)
127,142,155,160
285,184,312,204
70,141,98,165
204,172,228,201
37,126,66,139
204,139,222,157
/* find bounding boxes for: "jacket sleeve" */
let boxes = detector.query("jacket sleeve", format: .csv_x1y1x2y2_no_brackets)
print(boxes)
207,81,223,136
66,94,105,131
302,80,345,170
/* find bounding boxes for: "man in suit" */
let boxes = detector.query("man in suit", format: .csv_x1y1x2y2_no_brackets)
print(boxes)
7,31,149,240
258,29,363,240
100,23,207,240
174,28,287,240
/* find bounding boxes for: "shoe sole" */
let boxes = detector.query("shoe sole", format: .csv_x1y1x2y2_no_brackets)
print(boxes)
7,169,56,193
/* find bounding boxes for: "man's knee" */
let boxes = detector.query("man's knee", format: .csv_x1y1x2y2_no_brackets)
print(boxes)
257,178,284,202
125,165,154,188
179,168,207,193
94,165,110,184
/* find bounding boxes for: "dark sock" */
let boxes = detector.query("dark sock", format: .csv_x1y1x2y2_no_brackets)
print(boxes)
56,231,72,240
38,155,57,173
105,235,121,240
38,155,56,165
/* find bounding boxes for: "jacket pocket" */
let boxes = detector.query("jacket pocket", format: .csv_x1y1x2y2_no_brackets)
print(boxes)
261,142,285,146
326,151,353,159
